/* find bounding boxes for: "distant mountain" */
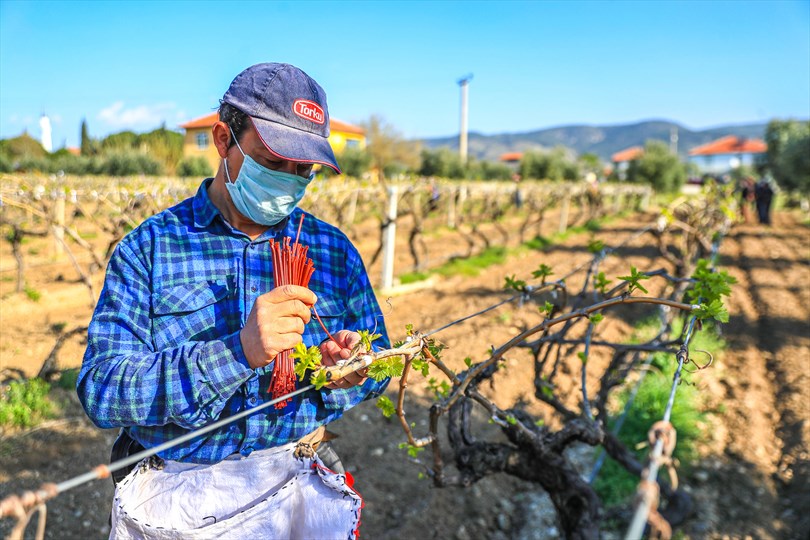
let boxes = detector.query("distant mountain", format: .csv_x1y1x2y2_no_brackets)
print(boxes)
419,120,769,162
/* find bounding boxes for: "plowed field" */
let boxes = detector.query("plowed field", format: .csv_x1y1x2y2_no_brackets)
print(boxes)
1,210,808,539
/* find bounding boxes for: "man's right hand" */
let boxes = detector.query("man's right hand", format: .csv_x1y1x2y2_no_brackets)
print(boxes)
240,285,317,369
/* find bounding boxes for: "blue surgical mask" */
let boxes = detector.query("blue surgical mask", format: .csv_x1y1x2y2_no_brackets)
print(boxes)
224,131,314,226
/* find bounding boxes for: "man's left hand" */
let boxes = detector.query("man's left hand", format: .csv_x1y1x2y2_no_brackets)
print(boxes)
319,330,368,389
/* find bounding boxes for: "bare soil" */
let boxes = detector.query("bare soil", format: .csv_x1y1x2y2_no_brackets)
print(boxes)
1,209,808,539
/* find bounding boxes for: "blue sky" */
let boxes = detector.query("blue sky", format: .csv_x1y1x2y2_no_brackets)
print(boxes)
1,0,808,149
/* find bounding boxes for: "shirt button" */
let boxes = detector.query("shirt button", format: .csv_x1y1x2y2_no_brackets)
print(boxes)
248,396,257,405
251,286,257,292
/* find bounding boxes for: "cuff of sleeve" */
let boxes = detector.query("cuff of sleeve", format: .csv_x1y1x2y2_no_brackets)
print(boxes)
201,332,254,396
320,386,360,410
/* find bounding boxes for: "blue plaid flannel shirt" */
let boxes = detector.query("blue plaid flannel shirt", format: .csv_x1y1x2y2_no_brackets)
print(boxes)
78,179,390,464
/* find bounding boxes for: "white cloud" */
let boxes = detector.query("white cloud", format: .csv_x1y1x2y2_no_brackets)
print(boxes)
97,101,179,129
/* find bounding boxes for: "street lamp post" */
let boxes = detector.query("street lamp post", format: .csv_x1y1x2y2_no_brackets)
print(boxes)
458,74,473,164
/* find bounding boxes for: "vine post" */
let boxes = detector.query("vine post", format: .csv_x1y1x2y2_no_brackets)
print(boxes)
52,193,65,259
558,192,570,234
446,184,457,228
345,189,359,225
381,184,399,290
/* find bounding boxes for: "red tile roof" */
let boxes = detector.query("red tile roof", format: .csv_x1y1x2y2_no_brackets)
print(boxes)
499,152,523,162
688,136,767,156
179,113,364,135
179,112,218,129
611,146,644,163
330,119,365,135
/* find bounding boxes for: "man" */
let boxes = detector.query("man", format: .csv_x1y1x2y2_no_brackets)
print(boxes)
77,63,388,539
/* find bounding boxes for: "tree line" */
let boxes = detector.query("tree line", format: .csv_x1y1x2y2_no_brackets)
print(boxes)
2,115,807,194
0,119,211,177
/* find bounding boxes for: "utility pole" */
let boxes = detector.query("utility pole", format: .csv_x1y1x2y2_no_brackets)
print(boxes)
670,126,679,155
458,74,473,163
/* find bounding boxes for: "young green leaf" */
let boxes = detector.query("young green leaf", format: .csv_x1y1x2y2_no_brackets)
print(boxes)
368,356,405,381
398,442,425,458
310,369,329,390
693,298,730,323
412,356,431,377
357,329,382,351
376,395,396,418
292,343,322,381
687,259,737,304
504,274,527,292
593,271,612,294
587,237,605,254
531,264,554,283
618,266,650,295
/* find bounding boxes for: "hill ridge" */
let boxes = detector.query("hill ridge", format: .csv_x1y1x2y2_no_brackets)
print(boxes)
419,119,770,162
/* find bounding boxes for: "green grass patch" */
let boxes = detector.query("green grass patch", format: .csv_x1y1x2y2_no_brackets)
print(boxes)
627,314,663,344
399,271,431,285
594,315,720,507
23,284,41,302
0,378,56,429
525,235,552,251
396,246,510,284
584,219,602,232
435,247,508,277
395,211,636,284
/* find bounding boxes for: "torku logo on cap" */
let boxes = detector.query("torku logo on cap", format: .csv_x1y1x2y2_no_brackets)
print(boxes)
292,100,325,125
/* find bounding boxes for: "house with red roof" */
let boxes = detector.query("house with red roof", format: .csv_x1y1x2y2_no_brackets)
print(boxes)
687,135,766,175
179,113,366,174
499,152,523,164
610,146,644,180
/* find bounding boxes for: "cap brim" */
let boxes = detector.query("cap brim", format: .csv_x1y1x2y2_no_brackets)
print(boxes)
249,117,341,174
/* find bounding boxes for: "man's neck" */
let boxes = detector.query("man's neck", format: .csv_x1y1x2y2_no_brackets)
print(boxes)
208,172,269,240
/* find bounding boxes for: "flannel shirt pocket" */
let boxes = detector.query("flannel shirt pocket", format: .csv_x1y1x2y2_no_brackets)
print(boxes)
152,278,237,348
307,294,346,345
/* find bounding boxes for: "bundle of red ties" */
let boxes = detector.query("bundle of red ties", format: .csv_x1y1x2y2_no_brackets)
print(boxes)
267,215,337,408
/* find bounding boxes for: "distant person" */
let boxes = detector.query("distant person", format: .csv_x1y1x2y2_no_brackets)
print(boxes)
512,173,523,209
755,176,775,225
740,177,756,224
77,62,388,539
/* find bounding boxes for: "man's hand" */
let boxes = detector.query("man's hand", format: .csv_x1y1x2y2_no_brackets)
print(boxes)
320,330,368,389
240,285,317,369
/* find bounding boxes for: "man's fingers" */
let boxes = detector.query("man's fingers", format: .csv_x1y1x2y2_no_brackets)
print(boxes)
274,316,306,335
268,332,303,353
271,284,317,306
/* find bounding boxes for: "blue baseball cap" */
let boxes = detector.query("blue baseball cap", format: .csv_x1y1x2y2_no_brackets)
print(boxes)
222,63,340,173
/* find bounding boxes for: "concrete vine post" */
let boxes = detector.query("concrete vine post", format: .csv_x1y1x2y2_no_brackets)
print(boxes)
559,192,571,234
52,193,65,259
381,184,398,290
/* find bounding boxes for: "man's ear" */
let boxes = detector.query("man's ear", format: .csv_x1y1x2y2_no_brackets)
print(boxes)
212,122,232,158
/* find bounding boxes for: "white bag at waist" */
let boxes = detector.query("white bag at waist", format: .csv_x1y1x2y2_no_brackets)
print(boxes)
110,442,362,540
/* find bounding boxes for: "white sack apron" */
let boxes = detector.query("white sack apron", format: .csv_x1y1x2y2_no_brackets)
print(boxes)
110,442,362,540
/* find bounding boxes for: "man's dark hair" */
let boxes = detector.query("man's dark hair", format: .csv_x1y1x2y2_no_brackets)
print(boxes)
218,102,250,148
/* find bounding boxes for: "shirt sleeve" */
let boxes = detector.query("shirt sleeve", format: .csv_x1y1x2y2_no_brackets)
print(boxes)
77,239,254,430
320,243,391,410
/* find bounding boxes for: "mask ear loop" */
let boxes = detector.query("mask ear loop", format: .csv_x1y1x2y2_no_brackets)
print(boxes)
224,126,246,184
